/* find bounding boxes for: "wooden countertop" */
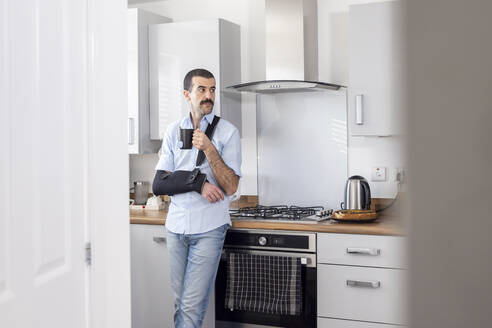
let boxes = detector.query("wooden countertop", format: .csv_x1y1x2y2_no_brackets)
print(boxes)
130,209,405,236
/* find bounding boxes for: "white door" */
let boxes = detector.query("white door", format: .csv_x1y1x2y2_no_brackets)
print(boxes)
0,0,88,326
0,0,130,327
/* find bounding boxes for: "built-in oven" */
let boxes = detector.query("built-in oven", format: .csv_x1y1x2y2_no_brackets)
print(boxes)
215,229,317,328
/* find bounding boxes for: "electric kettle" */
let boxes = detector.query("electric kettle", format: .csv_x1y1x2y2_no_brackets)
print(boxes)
341,175,371,210
132,181,150,205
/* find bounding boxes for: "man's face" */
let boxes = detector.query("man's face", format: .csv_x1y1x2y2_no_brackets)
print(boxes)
184,76,216,116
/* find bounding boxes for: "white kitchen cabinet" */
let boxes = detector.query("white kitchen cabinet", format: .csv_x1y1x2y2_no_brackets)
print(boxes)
317,233,406,269
318,264,406,325
348,1,405,136
130,224,215,328
148,19,242,140
317,233,407,326
128,9,171,154
130,224,174,328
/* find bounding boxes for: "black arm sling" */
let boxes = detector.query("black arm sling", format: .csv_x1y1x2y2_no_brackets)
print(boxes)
152,115,221,196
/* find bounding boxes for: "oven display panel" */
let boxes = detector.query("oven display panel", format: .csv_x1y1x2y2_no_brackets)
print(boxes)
224,232,310,250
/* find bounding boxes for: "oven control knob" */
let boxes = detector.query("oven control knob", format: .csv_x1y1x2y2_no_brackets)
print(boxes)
258,236,267,246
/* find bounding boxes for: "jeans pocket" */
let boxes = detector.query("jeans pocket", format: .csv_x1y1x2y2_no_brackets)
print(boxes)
214,224,229,240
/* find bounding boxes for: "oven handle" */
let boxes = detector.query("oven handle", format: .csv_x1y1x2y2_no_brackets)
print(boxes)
221,249,316,268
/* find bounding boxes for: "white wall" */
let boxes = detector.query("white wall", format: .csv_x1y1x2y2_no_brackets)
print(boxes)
318,0,403,198
348,136,405,198
129,0,404,199
129,153,159,193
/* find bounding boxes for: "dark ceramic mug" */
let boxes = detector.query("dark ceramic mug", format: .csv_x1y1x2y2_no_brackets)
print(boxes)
179,128,194,149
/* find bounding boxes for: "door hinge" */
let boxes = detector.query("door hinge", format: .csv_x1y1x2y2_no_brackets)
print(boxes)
85,242,92,266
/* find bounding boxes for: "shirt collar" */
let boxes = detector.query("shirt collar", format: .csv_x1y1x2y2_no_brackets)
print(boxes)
186,110,215,126
204,110,215,124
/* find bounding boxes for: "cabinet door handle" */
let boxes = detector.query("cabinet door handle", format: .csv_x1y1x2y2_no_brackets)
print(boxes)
346,247,381,256
153,236,166,244
128,118,135,145
346,279,380,288
355,94,363,125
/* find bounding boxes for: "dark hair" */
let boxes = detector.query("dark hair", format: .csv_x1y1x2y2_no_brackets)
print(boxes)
183,68,215,91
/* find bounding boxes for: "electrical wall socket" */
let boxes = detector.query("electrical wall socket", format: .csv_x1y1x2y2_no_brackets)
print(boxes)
395,168,406,184
371,166,387,181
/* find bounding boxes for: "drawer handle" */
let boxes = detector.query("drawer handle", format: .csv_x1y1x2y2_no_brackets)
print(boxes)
346,279,381,288
153,236,166,244
346,247,381,256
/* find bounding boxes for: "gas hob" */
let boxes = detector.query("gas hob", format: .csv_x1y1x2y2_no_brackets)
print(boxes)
229,205,333,223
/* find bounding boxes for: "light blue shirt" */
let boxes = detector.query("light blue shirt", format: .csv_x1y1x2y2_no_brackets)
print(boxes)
155,110,242,234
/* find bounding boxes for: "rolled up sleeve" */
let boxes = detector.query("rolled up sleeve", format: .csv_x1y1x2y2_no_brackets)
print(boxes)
221,128,242,177
155,124,175,172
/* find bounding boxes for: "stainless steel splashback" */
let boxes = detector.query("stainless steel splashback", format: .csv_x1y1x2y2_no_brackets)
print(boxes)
256,90,347,208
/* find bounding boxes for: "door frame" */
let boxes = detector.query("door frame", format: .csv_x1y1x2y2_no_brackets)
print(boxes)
86,1,131,327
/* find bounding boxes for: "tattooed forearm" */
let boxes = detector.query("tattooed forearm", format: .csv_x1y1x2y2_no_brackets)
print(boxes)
204,145,239,196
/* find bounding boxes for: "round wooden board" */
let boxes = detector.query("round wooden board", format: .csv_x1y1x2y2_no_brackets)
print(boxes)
331,210,378,222
330,217,379,223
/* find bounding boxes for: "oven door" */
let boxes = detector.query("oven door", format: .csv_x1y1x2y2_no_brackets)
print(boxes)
215,249,317,328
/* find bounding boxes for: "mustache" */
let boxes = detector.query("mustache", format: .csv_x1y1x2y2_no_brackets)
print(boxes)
200,99,214,105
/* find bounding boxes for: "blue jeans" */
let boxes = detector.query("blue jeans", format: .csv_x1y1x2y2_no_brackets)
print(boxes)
166,224,229,328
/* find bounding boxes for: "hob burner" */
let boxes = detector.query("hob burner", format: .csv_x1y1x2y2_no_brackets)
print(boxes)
230,205,332,221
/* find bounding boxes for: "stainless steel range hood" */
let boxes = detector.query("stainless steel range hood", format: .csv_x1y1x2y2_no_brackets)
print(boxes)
229,80,342,93
227,0,344,94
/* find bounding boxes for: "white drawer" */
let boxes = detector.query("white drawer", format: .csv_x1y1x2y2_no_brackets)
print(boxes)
318,264,407,325
318,317,403,328
317,233,406,269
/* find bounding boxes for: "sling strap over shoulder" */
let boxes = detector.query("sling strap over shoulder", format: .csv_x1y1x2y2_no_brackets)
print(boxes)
152,115,221,197
195,115,221,167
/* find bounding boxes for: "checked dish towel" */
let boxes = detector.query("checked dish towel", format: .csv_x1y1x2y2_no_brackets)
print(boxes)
224,252,302,316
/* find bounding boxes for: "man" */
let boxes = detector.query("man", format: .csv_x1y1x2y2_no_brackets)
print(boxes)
153,68,241,327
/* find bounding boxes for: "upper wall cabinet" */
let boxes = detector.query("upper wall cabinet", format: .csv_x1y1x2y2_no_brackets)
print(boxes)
348,1,405,136
128,9,171,154
148,19,242,140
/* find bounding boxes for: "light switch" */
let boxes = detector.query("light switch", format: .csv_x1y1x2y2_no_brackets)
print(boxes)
371,166,387,181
